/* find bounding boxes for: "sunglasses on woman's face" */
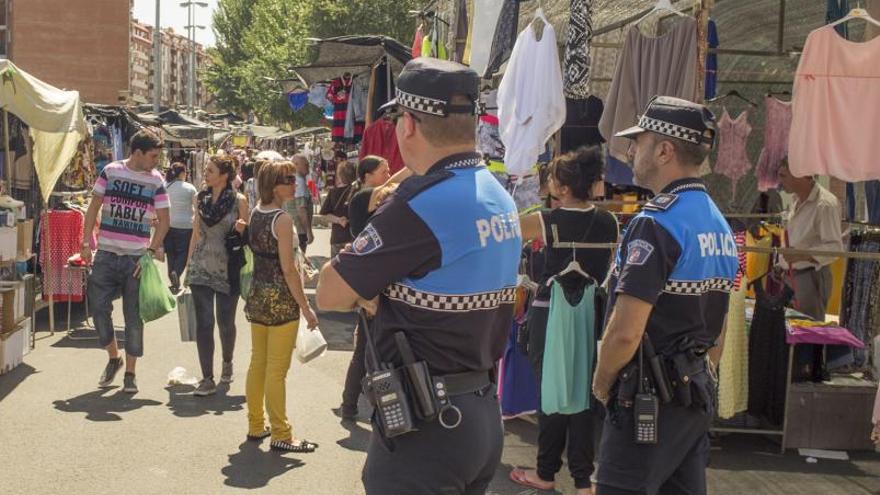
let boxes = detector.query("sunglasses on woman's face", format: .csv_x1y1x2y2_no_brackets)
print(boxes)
276,175,297,185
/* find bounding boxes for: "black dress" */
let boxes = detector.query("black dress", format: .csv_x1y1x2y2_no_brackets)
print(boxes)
747,280,794,425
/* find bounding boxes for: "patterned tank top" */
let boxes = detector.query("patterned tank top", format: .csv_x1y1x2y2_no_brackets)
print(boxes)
244,208,300,326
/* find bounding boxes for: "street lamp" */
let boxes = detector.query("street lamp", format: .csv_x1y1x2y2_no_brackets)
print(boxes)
180,1,208,115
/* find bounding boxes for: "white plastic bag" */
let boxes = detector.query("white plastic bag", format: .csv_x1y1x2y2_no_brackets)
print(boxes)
177,289,197,342
167,366,198,386
296,326,327,364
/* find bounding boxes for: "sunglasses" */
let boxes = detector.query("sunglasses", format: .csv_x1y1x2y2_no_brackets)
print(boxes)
276,175,297,185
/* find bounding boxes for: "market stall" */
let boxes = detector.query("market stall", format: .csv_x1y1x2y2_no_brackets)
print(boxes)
423,0,880,452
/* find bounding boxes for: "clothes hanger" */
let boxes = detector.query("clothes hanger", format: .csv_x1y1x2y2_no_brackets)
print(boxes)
828,4,880,29
636,0,688,26
532,1,549,36
706,90,758,108
557,245,590,279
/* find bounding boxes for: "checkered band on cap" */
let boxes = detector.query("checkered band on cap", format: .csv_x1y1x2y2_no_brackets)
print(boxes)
663,278,734,296
384,284,517,312
396,89,447,116
638,116,705,145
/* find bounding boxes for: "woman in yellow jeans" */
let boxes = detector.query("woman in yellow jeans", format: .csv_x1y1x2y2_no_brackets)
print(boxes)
244,160,320,453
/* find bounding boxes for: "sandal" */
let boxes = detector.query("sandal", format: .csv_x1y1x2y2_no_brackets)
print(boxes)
270,439,319,453
509,468,554,490
246,428,271,441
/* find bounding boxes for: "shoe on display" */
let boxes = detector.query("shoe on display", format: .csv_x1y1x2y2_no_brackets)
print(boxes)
193,378,217,396
0,195,24,209
98,357,124,388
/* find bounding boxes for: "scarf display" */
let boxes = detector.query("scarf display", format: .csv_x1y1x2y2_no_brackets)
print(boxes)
197,185,237,227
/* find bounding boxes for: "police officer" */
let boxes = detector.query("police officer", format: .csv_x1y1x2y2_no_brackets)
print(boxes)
591,96,739,495
316,58,522,495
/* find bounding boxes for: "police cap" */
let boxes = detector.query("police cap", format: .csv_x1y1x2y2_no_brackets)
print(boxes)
615,96,718,147
379,57,480,118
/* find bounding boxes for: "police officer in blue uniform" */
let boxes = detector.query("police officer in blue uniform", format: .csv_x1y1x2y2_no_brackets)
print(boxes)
591,96,739,495
316,58,522,495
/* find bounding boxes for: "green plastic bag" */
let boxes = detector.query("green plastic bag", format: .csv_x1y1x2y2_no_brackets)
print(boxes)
138,254,176,322
239,246,254,301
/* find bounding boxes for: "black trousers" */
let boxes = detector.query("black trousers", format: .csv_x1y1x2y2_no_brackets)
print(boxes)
527,304,598,489
191,284,239,380
362,389,503,495
341,320,367,408
597,399,712,495
163,227,192,282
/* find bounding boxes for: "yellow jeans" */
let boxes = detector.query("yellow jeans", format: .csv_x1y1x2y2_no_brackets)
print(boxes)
246,320,299,441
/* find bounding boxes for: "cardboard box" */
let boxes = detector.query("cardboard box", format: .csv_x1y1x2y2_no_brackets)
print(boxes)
16,219,33,260
0,288,16,333
0,324,24,375
0,227,16,261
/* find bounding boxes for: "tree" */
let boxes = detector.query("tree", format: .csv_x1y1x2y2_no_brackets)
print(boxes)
205,0,422,127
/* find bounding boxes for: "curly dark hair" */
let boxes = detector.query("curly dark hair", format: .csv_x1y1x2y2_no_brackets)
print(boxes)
548,146,605,201
210,155,238,187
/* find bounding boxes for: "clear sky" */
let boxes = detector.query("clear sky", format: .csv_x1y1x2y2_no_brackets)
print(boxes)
132,0,219,47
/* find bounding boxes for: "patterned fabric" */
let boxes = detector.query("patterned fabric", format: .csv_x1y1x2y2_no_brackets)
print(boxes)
718,280,748,419
755,96,792,192
662,278,734,296
244,209,300,326
92,160,169,256
563,0,593,99
484,0,520,78
40,210,85,302
327,76,352,143
636,115,711,145
713,109,753,199
733,231,747,291
186,200,238,295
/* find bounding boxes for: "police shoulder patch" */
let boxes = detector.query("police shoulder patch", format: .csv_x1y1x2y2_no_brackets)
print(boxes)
352,224,383,255
643,193,678,212
625,239,655,266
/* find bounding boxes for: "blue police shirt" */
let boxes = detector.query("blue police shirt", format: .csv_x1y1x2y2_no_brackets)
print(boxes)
606,178,738,353
332,152,522,374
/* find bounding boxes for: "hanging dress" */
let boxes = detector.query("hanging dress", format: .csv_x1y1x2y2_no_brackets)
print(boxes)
327,75,353,143
541,280,596,415
713,109,753,200
754,96,792,192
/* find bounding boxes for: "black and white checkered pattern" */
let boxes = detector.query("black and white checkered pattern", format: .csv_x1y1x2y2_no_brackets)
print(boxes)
663,278,734,296
397,89,447,116
668,182,707,194
445,157,482,170
638,116,703,145
384,284,517,312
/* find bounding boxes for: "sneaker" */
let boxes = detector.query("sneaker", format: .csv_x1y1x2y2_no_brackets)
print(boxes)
193,378,217,396
220,362,233,384
98,357,124,387
270,439,319,453
122,373,138,394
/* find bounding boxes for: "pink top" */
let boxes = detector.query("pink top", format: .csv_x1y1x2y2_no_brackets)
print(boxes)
755,96,792,192
713,109,753,198
789,26,880,181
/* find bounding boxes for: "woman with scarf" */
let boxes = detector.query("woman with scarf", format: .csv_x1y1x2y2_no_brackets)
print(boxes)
186,155,249,397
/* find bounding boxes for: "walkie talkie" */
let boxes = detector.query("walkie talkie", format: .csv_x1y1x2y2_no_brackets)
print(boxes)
634,339,659,444
359,312,416,438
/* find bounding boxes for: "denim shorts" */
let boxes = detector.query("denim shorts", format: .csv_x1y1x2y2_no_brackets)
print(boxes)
87,250,145,357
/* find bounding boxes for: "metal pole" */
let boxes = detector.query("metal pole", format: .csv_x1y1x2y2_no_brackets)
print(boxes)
153,0,162,113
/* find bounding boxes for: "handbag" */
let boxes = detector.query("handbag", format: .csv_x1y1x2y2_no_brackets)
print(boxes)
295,326,328,364
225,228,247,292
176,289,197,342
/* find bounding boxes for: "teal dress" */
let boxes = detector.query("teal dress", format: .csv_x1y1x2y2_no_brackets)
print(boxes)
540,280,596,415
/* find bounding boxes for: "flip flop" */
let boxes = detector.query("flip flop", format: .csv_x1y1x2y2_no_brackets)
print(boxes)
509,468,554,491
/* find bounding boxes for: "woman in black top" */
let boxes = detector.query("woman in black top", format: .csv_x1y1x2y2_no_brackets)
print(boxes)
510,146,619,495
319,160,357,257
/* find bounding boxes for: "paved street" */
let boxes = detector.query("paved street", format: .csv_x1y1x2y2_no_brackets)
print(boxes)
1,227,878,495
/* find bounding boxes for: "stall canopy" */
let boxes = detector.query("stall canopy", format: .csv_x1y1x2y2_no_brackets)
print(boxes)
0,60,86,201
286,35,412,90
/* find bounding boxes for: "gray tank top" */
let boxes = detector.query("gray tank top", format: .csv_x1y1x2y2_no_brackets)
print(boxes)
186,201,239,294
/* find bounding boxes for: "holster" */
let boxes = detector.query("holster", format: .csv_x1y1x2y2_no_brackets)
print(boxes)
668,351,711,410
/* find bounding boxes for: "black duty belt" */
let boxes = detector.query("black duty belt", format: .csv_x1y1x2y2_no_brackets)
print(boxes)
439,370,493,397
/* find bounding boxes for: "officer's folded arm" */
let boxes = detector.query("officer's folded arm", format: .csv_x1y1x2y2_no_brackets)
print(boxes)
315,263,363,313
592,294,654,404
